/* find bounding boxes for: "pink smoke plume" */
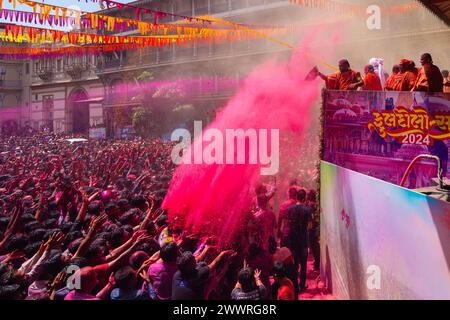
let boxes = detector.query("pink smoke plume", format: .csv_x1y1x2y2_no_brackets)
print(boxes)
162,30,334,247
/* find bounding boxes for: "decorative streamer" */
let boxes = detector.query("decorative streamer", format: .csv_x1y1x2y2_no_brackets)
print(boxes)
0,6,288,37
78,0,212,24
0,43,153,59
14,0,213,27
0,22,285,47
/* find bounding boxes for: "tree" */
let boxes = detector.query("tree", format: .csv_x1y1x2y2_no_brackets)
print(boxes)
132,107,154,138
136,71,154,83
133,70,197,136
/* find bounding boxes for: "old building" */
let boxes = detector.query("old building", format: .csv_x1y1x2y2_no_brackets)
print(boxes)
0,23,30,132
28,54,104,133
1,0,449,136
95,0,450,137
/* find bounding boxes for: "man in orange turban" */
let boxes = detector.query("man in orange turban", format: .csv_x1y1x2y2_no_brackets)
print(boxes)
316,59,364,90
385,65,401,91
363,65,382,91
413,53,444,92
393,59,417,91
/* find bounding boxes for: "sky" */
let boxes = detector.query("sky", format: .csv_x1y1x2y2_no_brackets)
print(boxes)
1,0,136,12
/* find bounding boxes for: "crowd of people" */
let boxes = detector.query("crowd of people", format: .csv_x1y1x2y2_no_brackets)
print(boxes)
315,53,450,93
0,133,319,300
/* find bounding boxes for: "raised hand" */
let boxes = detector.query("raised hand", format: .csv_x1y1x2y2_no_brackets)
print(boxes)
134,233,152,245
138,251,160,274
48,271,68,292
89,214,107,233
131,230,146,242
79,188,89,204
44,231,64,251
254,269,261,280
221,250,235,257
2,250,25,263
139,270,151,284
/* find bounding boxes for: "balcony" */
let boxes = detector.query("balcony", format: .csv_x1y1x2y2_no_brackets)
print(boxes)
96,57,129,73
0,80,22,90
64,63,89,80
36,67,54,81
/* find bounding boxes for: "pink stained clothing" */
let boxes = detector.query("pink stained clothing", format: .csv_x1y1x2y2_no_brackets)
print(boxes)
27,280,49,299
253,209,276,249
279,199,297,237
148,261,177,300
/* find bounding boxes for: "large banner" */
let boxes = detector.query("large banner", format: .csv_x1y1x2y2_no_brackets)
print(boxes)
320,161,450,300
323,90,450,188
116,126,135,140
89,127,106,140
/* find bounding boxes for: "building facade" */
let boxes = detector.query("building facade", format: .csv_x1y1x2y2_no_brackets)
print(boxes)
0,0,449,136
28,54,104,133
0,53,29,132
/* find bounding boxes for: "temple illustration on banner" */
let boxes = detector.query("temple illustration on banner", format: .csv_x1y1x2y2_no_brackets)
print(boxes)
323,91,450,188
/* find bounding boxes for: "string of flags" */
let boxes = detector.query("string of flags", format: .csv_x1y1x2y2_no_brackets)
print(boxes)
0,0,421,60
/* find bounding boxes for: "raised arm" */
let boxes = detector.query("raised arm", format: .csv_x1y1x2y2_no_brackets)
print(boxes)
208,250,235,272
107,233,152,272
75,189,100,223
104,230,145,263
136,198,155,232
71,214,107,260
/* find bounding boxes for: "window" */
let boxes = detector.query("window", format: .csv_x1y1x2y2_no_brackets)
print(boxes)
230,0,247,10
211,0,228,13
26,63,30,74
57,59,62,71
43,96,54,122
195,0,208,15
175,0,192,15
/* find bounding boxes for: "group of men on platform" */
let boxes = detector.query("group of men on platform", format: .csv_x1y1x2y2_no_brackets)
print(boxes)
314,53,450,93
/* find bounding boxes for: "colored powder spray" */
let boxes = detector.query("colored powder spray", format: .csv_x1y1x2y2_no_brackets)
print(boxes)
163,36,326,247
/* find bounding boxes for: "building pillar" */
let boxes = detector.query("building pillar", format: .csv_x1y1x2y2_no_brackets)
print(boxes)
214,74,218,94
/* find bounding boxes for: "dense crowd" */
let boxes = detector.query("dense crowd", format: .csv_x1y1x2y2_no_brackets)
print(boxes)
1,52,448,301
0,133,319,300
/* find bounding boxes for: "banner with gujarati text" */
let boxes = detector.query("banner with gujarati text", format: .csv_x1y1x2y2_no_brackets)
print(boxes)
89,127,106,140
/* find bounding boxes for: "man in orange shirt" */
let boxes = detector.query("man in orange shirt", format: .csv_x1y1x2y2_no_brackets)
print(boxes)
385,65,401,91
413,53,444,92
317,59,364,90
363,65,383,91
393,59,417,91
271,261,295,300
